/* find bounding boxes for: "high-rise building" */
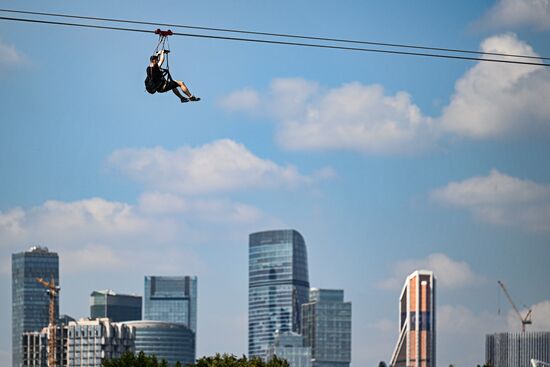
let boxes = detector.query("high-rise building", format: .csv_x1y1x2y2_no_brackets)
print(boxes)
248,229,310,359
486,332,550,367
22,326,68,367
90,290,142,322
301,289,352,367
267,330,312,367
22,318,134,367
125,321,196,366
12,246,59,367
390,270,436,367
66,318,135,367
143,276,197,333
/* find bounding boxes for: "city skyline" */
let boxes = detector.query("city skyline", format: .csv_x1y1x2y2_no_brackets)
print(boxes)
1,1,550,367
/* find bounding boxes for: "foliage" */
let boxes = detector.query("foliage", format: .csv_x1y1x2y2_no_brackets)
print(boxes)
102,351,169,367
103,352,290,367
194,354,289,367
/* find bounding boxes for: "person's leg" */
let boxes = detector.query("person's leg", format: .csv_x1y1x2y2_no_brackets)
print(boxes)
172,88,186,100
176,80,193,98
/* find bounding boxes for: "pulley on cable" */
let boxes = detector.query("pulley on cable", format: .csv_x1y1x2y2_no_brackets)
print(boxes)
144,28,200,103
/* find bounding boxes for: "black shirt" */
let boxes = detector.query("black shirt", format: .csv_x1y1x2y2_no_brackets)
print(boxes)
146,65,164,87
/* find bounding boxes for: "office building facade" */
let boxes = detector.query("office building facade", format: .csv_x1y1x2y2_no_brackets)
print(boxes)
248,229,310,359
390,270,436,367
66,318,135,367
90,290,142,322
22,326,68,367
302,289,352,367
125,321,196,366
267,331,312,367
12,246,59,367
486,332,550,367
144,276,197,333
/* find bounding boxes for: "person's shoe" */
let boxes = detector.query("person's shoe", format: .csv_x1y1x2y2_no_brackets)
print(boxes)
189,95,200,102
180,97,189,103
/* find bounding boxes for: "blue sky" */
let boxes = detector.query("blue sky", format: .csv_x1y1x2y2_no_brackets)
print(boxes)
1,1,550,366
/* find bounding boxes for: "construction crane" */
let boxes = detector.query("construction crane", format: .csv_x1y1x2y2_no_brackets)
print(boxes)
531,359,550,367
497,280,532,332
36,274,60,367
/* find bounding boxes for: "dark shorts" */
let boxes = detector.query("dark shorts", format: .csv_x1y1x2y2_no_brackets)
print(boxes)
157,80,179,93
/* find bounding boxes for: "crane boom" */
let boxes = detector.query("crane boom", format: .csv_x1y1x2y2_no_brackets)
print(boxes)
36,275,59,367
497,280,532,332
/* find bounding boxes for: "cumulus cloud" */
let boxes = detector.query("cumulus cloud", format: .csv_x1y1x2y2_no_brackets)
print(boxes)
478,0,550,31
0,38,26,72
220,78,435,154
440,34,550,138
431,169,550,232
108,139,330,194
219,88,261,112
379,253,484,290
0,195,275,275
221,35,550,154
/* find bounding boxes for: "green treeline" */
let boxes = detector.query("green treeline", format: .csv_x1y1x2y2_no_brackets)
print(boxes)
102,352,290,367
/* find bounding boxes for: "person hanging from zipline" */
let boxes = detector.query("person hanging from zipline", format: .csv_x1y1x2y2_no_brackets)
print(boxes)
145,29,200,103
146,50,200,102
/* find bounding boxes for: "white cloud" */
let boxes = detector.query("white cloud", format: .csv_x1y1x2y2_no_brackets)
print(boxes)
0,38,25,68
0,195,275,275
479,0,550,31
440,34,550,138
432,169,550,232
221,35,550,154
218,88,261,112
220,78,435,154
379,253,484,290
108,139,330,194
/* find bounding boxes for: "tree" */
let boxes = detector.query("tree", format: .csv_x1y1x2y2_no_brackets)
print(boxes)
102,352,169,367
104,352,290,367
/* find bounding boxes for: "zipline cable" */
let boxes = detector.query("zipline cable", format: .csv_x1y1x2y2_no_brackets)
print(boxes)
1,7,548,61
1,15,549,67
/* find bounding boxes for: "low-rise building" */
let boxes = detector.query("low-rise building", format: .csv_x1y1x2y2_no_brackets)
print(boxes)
267,331,312,367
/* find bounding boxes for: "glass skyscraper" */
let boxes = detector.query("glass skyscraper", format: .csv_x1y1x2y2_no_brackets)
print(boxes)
143,276,197,333
248,229,310,359
301,289,352,367
12,246,59,367
90,290,142,322
125,321,196,366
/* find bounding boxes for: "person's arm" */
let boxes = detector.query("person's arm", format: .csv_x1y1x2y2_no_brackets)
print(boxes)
158,50,165,67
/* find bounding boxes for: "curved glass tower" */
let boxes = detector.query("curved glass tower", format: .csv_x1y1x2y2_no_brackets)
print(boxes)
248,229,310,359
124,321,195,366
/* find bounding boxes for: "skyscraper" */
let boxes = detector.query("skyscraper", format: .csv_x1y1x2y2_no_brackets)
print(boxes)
390,270,436,367
90,290,142,322
143,276,197,333
486,332,550,367
248,229,310,359
12,246,59,367
301,289,352,367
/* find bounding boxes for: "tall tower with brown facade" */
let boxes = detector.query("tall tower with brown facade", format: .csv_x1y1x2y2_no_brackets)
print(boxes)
390,270,436,367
